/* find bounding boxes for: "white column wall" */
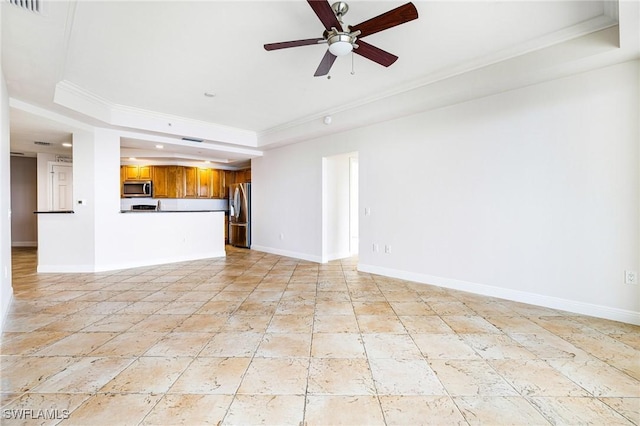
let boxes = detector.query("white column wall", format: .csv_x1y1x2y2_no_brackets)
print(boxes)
37,128,225,272
37,130,97,270
93,128,125,266
252,60,640,323
0,68,13,330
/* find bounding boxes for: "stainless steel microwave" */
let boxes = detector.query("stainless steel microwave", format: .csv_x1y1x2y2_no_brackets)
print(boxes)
122,180,152,198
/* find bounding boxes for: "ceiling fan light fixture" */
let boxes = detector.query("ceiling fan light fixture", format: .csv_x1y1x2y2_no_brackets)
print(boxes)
328,34,353,56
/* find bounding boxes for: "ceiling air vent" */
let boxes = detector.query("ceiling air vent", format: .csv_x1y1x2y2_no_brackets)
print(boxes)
34,141,51,146
182,137,204,143
10,152,25,156
9,0,41,14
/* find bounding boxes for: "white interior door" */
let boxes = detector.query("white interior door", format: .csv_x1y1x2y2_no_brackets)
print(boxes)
51,164,73,211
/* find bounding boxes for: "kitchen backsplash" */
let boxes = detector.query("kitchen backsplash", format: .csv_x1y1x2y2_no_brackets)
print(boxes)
121,198,228,211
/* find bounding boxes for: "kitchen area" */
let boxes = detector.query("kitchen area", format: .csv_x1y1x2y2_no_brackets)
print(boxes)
119,164,251,248
30,129,259,274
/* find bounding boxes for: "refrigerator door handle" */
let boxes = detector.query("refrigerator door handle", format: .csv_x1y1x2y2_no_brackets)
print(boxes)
233,188,241,219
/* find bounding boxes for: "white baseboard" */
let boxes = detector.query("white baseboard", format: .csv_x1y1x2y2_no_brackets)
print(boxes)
37,251,227,273
0,292,13,332
358,263,640,326
11,241,37,247
251,245,323,263
323,251,353,263
37,264,95,273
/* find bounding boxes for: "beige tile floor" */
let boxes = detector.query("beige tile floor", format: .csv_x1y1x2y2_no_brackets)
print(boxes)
1,246,639,425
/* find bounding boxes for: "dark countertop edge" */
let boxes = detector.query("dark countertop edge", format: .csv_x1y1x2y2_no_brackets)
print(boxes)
34,211,75,214
120,210,227,213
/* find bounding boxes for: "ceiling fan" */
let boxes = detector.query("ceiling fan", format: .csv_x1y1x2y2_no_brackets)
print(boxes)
264,0,418,77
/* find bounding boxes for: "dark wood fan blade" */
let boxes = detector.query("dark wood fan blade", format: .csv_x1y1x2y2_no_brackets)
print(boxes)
314,50,337,77
264,38,324,51
307,0,341,31
350,2,418,38
354,40,398,67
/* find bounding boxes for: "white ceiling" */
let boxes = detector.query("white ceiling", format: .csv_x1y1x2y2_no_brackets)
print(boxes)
2,1,637,165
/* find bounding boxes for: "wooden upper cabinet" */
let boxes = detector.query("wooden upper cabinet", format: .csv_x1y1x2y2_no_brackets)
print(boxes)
169,166,184,198
233,168,251,184
152,166,168,198
123,165,151,181
124,166,138,180
211,169,224,199
197,168,211,198
124,165,237,199
184,167,197,198
139,166,152,180
153,166,184,198
223,170,236,198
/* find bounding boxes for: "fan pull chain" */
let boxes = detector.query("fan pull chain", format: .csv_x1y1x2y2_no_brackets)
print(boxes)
351,52,356,75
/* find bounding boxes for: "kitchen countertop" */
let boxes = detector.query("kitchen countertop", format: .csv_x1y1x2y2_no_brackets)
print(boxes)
34,211,75,214
120,209,228,213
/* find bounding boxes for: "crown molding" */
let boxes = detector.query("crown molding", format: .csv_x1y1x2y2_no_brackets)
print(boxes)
9,98,94,131
54,80,258,147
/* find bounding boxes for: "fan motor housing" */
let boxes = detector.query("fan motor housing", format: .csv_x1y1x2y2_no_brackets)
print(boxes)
331,2,349,18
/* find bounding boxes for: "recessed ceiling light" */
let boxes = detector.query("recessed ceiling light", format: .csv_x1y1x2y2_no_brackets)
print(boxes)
155,144,164,149
204,92,216,98
62,143,72,147
129,157,137,160
204,160,211,164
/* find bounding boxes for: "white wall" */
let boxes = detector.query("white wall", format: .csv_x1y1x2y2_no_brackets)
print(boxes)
0,68,13,330
10,156,37,246
252,60,640,324
252,135,360,262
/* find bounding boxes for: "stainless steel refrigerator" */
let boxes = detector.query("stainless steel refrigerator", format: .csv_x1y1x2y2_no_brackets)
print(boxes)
229,182,251,248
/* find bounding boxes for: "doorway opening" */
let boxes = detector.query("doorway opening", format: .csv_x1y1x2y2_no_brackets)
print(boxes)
322,151,359,262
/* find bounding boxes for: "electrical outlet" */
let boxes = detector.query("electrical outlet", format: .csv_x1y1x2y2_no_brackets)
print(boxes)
625,270,637,285
364,207,371,216
279,233,285,240
372,243,379,253
385,245,391,254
